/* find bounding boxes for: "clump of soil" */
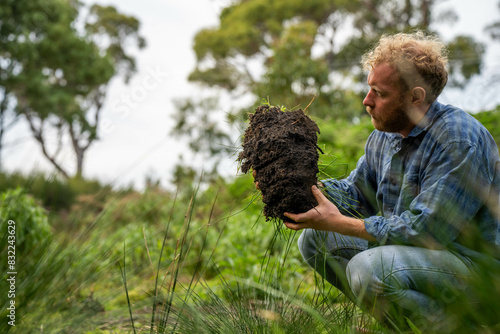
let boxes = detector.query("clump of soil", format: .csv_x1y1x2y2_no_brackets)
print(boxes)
238,105,322,222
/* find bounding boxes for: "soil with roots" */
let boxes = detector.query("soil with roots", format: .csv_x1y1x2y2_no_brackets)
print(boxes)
238,105,322,222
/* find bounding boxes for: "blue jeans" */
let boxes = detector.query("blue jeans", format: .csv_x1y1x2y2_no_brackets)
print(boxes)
298,229,480,331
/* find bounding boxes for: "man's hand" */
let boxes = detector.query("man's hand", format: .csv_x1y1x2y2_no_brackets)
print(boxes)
283,185,376,242
283,185,342,231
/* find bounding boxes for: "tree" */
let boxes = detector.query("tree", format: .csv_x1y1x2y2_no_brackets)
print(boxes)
173,0,485,169
1,0,145,178
0,85,17,171
0,0,74,171
485,1,500,41
481,1,500,113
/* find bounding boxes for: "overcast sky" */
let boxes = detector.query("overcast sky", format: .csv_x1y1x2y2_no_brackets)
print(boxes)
4,0,500,190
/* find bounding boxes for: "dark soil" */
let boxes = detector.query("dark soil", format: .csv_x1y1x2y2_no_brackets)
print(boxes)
238,105,322,222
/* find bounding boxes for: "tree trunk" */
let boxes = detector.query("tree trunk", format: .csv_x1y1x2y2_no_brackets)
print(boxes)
75,147,84,179
68,122,88,180
24,112,70,179
420,0,432,28
0,110,4,171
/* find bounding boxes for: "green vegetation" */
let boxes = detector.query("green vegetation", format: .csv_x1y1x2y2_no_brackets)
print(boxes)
0,169,385,333
1,108,500,332
1,0,500,332
172,0,487,177
472,105,500,147
0,0,145,177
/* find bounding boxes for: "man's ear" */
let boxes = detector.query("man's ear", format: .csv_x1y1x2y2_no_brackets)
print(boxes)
411,87,426,105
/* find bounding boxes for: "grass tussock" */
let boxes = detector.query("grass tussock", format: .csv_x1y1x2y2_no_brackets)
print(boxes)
1,172,500,333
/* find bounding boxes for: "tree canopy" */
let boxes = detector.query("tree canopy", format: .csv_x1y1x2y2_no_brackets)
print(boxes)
172,0,486,175
0,0,145,178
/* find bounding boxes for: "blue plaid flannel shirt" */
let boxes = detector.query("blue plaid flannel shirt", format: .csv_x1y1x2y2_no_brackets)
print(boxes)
323,101,500,265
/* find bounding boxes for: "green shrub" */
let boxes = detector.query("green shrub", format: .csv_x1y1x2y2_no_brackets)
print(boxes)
0,188,52,269
0,188,113,332
316,116,373,180
472,105,500,147
0,188,53,331
0,171,110,211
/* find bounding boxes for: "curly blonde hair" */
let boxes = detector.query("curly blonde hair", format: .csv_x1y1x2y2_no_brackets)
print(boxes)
362,31,449,103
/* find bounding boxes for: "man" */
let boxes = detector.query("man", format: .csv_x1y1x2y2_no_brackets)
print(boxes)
280,31,500,331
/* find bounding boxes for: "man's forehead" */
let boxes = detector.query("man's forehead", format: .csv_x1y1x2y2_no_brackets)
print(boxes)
367,63,399,88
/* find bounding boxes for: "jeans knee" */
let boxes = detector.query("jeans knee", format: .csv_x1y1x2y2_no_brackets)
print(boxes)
346,252,373,298
346,248,389,299
347,246,414,300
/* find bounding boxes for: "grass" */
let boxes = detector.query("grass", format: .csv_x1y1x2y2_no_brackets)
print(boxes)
112,181,383,334
113,179,500,334
3,172,500,333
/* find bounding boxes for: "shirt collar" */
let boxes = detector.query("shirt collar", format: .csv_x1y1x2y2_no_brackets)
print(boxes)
407,101,444,138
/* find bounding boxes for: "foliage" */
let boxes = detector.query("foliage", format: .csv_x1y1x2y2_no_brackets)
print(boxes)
2,100,500,332
447,35,486,88
0,0,145,178
0,0,76,169
172,0,487,173
316,116,373,179
472,105,500,148
0,187,123,333
485,1,500,41
0,188,52,264
0,170,108,210
170,96,236,169
113,180,381,334
0,189,58,332
3,140,500,332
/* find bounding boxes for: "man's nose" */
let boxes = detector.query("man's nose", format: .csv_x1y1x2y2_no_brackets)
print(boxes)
363,90,374,107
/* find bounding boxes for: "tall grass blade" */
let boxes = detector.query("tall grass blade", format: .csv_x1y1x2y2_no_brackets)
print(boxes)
118,242,137,334
150,190,178,333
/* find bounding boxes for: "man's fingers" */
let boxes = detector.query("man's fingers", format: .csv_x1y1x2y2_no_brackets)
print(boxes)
284,212,309,223
282,184,331,232
283,220,305,231
283,213,308,230
311,185,328,205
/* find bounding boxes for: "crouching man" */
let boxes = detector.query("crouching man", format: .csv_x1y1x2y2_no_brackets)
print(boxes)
280,31,500,332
